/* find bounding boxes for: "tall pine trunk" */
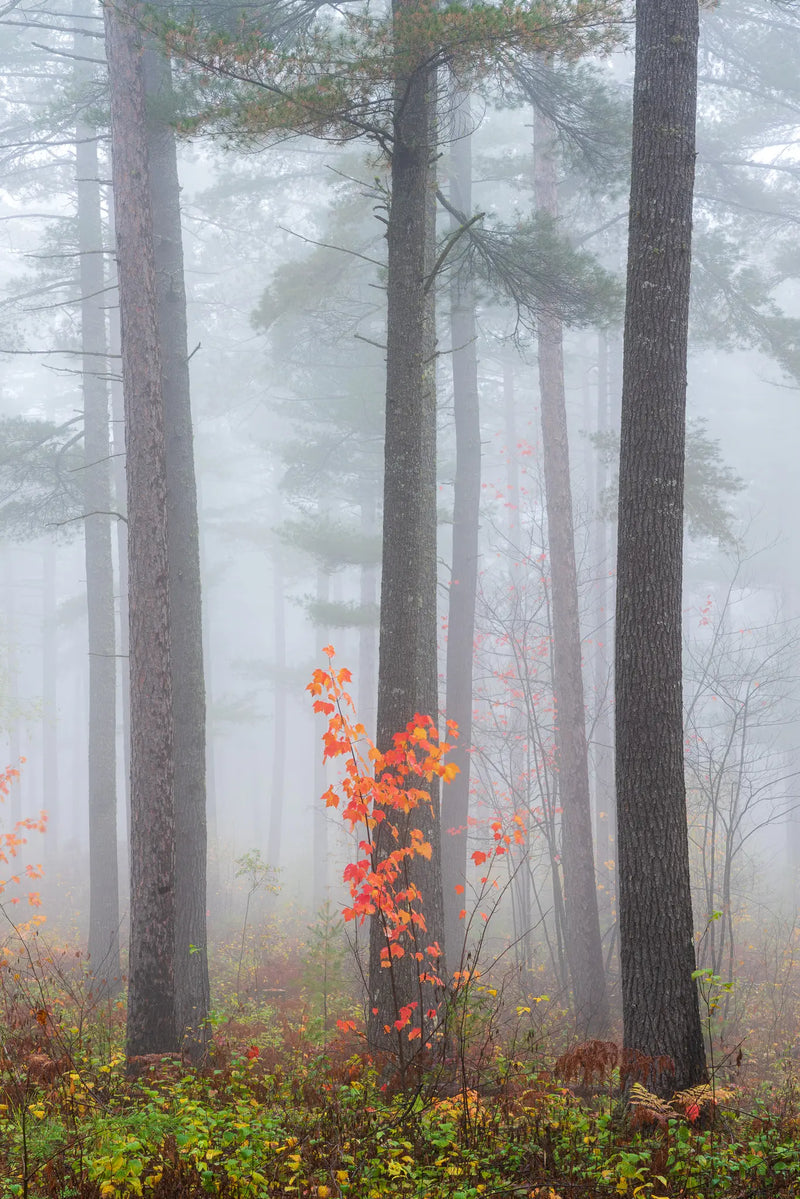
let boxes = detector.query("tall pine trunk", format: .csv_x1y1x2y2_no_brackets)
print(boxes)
76,72,121,987
143,40,210,1057
367,0,445,1055
615,0,706,1093
533,106,607,1036
442,94,481,970
104,0,176,1057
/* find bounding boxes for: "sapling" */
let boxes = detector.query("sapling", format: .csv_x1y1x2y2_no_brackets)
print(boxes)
234,849,280,1006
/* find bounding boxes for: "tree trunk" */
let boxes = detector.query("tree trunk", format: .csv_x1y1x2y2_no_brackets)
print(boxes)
615,0,706,1094
312,569,330,914
357,485,378,741
5,561,22,828
107,246,131,862
268,545,287,869
103,0,176,1057
143,39,209,1058
533,106,608,1037
41,543,58,853
442,94,481,971
592,329,615,918
76,76,121,988
503,358,520,539
367,0,445,1054
197,488,219,891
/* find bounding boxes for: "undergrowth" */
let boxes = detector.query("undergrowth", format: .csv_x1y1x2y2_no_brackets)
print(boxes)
1,914,800,1199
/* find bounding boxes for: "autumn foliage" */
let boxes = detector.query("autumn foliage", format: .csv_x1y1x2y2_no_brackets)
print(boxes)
0,760,46,912
307,647,456,1040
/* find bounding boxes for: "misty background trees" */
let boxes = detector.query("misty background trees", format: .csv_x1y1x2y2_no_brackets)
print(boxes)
1,0,800,1086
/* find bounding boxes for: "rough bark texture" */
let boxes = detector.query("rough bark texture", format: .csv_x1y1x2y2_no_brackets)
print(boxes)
533,107,608,1036
104,0,176,1057
76,95,121,988
367,0,445,1054
615,0,706,1094
143,40,210,1057
442,96,481,971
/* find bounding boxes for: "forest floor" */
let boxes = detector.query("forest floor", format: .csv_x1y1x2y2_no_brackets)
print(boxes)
1,905,800,1198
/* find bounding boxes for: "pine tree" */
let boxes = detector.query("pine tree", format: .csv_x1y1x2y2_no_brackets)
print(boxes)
103,0,177,1057
615,0,707,1094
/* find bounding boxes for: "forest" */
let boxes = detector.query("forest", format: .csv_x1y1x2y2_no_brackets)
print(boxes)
1,0,800,1194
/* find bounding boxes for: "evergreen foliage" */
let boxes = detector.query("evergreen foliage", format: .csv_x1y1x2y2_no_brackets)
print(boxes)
0,415,84,538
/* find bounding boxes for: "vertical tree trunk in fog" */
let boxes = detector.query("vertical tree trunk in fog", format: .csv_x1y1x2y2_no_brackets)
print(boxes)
197,497,219,888
368,0,446,1051
592,330,615,915
358,485,378,740
615,0,706,1093
502,361,535,970
533,107,608,1036
41,542,58,851
143,39,209,1057
76,65,121,987
268,548,287,869
107,265,131,850
5,568,22,828
103,0,176,1056
503,359,519,539
312,569,330,914
442,95,481,970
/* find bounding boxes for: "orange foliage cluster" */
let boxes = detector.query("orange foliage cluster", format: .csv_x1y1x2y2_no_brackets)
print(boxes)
307,647,457,1039
0,760,46,911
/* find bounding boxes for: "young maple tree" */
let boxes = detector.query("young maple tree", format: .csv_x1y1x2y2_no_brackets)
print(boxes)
308,648,457,1066
0,762,46,914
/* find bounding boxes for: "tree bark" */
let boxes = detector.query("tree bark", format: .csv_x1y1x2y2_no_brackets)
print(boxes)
103,0,176,1057
367,0,445,1054
143,38,210,1058
615,0,706,1094
442,93,481,971
76,76,121,989
533,106,608,1036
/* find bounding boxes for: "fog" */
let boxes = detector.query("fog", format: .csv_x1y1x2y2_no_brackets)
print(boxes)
1,0,799,1033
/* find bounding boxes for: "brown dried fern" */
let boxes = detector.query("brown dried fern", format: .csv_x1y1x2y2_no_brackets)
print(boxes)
629,1080,734,1127
554,1040,619,1087
627,1081,675,1128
